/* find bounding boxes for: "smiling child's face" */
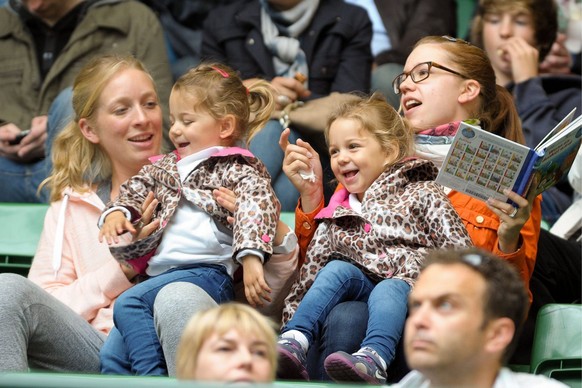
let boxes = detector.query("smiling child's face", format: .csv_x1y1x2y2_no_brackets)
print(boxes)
169,88,224,157
328,118,391,201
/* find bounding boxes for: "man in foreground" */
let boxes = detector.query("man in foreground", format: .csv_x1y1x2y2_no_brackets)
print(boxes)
396,248,567,387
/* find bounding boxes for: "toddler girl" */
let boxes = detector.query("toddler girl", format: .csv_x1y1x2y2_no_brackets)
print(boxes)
98,63,296,375
277,93,472,383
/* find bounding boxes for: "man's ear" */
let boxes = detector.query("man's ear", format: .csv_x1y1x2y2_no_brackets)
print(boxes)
79,118,100,144
458,79,481,104
484,317,515,356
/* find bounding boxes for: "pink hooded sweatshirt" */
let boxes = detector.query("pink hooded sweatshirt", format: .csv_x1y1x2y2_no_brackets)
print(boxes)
28,189,134,334
28,188,299,332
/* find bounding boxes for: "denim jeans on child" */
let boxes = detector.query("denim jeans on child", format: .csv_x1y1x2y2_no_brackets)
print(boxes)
307,300,368,380
283,260,410,366
0,87,73,203
100,264,234,376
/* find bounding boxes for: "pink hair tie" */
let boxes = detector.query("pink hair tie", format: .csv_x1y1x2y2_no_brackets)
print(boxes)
210,66,230,78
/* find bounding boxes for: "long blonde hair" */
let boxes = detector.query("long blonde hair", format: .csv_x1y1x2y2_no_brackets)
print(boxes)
176,303,278,381
40,54,157,202
172,62,275,146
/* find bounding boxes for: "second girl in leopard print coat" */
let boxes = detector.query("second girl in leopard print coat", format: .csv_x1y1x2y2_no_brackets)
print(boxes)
276,93,472,383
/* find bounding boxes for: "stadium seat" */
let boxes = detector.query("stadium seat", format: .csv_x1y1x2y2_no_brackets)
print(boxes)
530,304,582,387
0,203,48,275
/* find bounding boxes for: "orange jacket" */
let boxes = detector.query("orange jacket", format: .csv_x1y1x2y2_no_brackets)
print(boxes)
294,190,542,302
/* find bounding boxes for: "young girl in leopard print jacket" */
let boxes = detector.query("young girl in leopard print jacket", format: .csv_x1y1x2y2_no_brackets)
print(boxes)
276,93,472,384
97,63,297,375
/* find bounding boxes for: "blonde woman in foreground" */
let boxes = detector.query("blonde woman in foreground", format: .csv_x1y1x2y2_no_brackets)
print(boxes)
176,303,277,383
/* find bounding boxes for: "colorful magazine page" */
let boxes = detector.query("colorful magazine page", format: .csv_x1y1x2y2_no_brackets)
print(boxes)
436,122,532,203
437,113,582,204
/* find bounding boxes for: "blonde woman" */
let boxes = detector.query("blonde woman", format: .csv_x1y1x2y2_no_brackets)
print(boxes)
0,54,212,374
177,303,277,383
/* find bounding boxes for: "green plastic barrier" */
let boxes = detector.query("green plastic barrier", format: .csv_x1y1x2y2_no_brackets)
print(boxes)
0,373,365,387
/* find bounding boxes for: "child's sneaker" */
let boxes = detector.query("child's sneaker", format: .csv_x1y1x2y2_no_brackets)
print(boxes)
277,337,309,380
324,348,387,384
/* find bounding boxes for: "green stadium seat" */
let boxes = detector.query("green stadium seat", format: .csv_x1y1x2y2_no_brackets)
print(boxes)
530,304,582,387
456,0,477,39
0,203,48,276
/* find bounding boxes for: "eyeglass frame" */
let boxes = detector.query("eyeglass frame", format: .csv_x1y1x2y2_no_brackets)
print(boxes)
392,61,470,95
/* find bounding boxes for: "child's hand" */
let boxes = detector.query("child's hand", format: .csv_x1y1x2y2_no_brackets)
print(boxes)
215,187,291,247
99,210,135,245
279,128,324,213
241,255,272,307
497,36,539,83
135,192,160,241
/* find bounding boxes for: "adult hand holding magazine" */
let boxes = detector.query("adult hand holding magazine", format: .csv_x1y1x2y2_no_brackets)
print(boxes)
436,108,582,205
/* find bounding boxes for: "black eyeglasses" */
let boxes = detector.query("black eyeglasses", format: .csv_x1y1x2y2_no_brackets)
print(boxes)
392,61,470,94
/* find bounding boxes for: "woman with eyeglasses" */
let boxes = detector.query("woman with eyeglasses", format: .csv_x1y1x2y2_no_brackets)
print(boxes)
278,35,542,382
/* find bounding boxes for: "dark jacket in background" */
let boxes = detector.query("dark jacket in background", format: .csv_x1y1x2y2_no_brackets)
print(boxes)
0,0,173,147
374,0,457,66
201,0,373,99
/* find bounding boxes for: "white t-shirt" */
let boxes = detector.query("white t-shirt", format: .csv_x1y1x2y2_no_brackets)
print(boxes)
393,368,569,388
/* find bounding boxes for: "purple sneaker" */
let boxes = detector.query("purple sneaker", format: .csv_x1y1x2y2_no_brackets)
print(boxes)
277,338,309,380
324,349,387,384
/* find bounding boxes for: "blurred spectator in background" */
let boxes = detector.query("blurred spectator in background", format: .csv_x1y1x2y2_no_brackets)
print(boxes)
138,0,236,80
345,0,457,108
0,0,173,203
471,0,582,225
202,0,373,211
540,0,581,75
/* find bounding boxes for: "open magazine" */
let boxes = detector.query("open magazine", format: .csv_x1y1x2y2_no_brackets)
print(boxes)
436,109,582,204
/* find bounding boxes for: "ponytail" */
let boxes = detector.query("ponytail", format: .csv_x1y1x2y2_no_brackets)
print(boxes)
246,80,276,145
482,86,525,144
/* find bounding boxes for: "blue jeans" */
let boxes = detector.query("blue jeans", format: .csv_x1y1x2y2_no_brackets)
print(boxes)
307,301,410,382
283,260,410,367
249,119,301,211
307,301,368,380
100,264,234,376
0,87,73,203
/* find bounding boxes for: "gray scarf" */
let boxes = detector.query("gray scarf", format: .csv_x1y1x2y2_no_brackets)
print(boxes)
260,0,319,84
